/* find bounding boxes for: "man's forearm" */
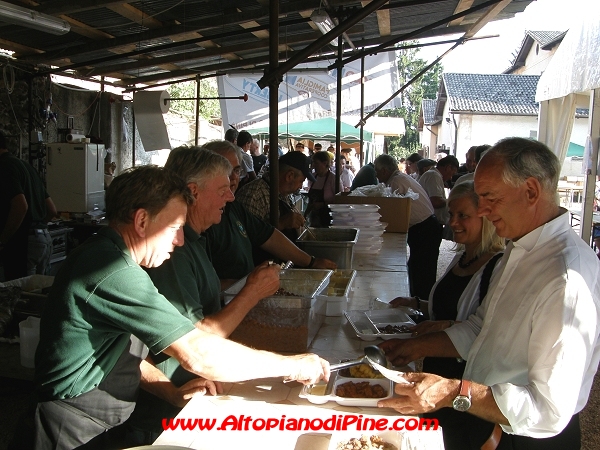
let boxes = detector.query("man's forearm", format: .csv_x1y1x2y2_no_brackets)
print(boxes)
166,329,309,383
139,357,178,405
261,230,311,267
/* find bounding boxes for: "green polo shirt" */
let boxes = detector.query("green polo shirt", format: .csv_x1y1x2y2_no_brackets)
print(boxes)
205,200,275,280
34,227,195,402
129,223,223,433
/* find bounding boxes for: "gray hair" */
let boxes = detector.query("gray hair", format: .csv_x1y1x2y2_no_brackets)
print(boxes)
374,154,398,172
482,137,560,196
448,181,505,257
165,145,231,189
202,139,239,162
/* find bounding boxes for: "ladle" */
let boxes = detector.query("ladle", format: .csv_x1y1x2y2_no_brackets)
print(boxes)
364,345,411,384
329,345,388,372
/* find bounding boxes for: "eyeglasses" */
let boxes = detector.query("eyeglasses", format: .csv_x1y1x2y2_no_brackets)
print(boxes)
231,167,242,176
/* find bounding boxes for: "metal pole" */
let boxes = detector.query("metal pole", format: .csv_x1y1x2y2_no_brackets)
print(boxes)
268,0,280,227
257,0,390,89
359,55,365,167
132,103,136,167
335,34,343,194
194,75,200,146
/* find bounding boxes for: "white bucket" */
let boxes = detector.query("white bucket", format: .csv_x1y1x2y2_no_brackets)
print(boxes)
19,316,41,368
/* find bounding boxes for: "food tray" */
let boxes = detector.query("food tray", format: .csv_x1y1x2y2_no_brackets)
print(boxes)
344,309,415,341
318,269,357,316
223,269,333,306
300,374,393,407
327,430,401,450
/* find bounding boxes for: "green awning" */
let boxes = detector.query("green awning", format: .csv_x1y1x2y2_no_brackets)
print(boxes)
247,117,372,142
567,142,584,157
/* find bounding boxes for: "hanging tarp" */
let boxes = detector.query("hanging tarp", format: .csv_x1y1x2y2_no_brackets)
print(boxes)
217,52,401,130
536,5,600,102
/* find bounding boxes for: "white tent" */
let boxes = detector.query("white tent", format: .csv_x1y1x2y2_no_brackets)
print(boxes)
536,5,600,242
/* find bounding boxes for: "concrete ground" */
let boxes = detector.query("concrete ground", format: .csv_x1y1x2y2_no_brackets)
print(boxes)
437,239,600,449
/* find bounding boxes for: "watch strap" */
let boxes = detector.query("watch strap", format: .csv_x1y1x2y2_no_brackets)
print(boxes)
459,379,472,397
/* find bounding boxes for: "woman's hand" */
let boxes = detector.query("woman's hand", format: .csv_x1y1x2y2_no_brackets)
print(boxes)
389,296,418,309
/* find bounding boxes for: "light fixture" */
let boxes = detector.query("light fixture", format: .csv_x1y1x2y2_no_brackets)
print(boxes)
310,10,337,47
0,1,70,35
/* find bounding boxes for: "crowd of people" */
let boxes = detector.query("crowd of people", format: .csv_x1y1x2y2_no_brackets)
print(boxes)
2,128,599,450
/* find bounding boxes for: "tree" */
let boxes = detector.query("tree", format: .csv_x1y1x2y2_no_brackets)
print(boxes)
167,79,220,120
378,41,442,161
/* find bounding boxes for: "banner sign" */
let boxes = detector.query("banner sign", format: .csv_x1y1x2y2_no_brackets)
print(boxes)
218,52,401,131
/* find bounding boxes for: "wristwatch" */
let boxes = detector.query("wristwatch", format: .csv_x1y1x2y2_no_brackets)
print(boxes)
452,379,472,412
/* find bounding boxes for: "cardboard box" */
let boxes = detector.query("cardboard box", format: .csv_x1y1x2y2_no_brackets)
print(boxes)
332,196,411,233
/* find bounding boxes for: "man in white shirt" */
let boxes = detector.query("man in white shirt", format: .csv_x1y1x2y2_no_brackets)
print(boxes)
418,155,459,225
339,155,355,192
374,154,441,301
379,137,600,449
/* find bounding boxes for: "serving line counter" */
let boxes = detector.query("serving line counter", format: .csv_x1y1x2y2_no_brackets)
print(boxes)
154,233,445,449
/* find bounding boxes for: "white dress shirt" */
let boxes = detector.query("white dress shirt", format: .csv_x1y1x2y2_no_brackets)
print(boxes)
385,170,433,226
418,168,448,224
445,209,600,437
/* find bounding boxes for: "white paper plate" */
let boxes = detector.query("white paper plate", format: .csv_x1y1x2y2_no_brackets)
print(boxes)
344,310,415,341
300,377,393,407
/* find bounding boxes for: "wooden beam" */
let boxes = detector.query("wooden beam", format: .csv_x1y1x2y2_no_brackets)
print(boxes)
21,0,323,63
448,0,475,26
361,1,390,37
107,3,163,28
60,15,115,39
463,0,512,39
87,30,323,76
34,0,137,15
0,38,44,56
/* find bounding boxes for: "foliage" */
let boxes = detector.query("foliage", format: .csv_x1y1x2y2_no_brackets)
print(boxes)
167,79,221,119
378,41,443,159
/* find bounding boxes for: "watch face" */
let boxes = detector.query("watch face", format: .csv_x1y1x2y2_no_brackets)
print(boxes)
452,396,472,412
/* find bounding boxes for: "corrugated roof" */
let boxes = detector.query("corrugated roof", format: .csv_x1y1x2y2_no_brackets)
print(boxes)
0,0,535,87
442,73,540,115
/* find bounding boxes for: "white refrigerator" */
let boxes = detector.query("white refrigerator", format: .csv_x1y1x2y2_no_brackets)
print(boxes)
46,143,106,213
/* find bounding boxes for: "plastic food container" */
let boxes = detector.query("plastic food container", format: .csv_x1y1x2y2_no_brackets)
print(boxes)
317,269,356,316
300,375,393,407
296,227,359,269
224,269,333,353
344,309,416,341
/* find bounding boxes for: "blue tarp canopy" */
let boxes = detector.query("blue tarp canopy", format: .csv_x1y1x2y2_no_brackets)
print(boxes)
247,117,373,142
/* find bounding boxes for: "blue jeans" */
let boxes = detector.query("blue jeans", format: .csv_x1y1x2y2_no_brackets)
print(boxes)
27,229,52,275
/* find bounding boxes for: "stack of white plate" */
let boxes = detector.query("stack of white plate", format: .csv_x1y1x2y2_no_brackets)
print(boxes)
329,204,386,253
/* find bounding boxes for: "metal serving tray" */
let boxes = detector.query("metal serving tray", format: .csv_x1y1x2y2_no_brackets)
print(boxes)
296,227,359,269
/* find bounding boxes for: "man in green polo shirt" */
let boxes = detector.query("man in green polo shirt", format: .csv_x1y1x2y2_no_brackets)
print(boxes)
31,165,329,450
127,147,285,443
204,140,336,285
